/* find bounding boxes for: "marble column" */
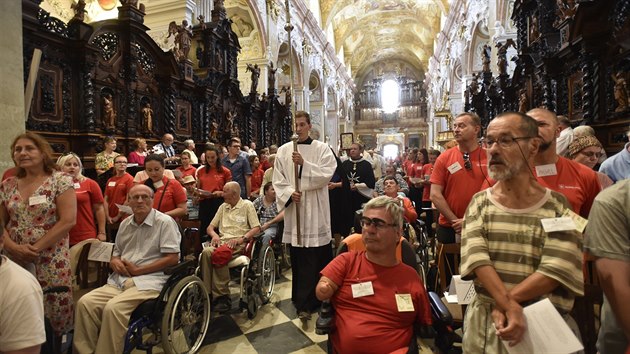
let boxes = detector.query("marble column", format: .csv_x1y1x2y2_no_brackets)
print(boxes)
0,0,25,172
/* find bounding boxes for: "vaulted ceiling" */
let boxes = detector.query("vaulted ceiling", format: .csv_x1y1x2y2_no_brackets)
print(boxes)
320,0,447,81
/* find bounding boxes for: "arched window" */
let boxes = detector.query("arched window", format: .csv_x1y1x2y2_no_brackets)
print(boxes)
381,79,400,113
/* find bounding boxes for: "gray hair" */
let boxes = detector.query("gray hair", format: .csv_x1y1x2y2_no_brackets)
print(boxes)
184,139,195,148
573,125,595,138
363,196,404,227
225,181,241,195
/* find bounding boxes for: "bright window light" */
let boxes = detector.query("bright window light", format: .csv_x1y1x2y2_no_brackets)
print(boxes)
383,144,399,160
381,80,400,113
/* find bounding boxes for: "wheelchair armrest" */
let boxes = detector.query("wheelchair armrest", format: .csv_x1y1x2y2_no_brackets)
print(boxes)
164,259,195,276
315,300,335,335
428,291,453,324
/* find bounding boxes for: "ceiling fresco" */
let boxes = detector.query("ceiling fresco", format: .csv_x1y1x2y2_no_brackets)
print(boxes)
320,0,446,81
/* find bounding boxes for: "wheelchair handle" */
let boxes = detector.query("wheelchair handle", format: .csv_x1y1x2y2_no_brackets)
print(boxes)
43,286,71,294
164,259,195,275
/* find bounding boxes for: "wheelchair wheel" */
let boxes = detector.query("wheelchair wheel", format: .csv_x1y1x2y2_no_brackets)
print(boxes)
257,245,276,303
161,276,210,354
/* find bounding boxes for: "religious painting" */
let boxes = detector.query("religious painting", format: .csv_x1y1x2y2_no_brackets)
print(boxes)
527,14,541,45
175,99,192,136
340,133,354,150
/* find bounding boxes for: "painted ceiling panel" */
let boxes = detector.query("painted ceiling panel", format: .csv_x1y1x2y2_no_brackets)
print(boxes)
321,0,443,80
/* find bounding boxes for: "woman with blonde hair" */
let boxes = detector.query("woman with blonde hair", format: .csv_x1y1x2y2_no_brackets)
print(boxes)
0,132,76,336
57,153,107,246
128,137,148,167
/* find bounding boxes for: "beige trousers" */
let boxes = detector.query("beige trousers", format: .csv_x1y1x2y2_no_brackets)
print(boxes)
200,243,243,299
73,279,159,354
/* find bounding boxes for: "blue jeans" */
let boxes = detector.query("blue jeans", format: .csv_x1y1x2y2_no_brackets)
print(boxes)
260,225,277,246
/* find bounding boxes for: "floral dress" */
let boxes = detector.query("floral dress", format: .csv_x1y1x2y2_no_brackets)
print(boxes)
0,171,74,334
95,151,120,172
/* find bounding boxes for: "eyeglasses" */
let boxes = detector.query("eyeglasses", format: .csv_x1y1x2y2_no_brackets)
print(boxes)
230,145,241,149
579,151,603,159
482,136,532,149
129,194,152,201
114,161,128,164
359,216,397,230
463,153,472,170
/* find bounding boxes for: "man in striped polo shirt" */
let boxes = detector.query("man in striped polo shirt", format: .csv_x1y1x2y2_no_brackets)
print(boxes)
460,112,584,353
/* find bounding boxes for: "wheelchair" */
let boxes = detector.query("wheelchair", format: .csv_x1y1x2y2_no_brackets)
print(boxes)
223,232,277,319
123,230,211,354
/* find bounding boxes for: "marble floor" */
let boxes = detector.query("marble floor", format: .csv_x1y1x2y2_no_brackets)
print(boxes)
134,268,436,354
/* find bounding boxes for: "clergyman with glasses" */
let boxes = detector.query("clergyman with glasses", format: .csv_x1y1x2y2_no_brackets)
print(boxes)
460,112,583,353
316,196,432,354
429,112,489,248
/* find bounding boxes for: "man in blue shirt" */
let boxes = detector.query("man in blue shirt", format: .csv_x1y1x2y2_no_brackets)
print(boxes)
599,133,630,182
222,137,252,199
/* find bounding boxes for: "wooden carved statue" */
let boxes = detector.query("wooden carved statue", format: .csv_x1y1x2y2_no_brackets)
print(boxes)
482,44,492,73
142,102,153,133
168,20,193,62
246,63,260,93
496,39,516,76
102,94,116,129
268,62,277,91
612,72,629,112
71,0,86,22
556,0,577,21
518,89,529,113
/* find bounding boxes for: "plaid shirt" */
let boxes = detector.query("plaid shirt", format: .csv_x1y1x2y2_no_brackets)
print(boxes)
253,195,279,223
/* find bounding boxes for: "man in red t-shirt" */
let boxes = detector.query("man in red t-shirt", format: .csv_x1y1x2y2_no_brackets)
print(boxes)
316,196,431,354
528,108,601,217
430,112,489,245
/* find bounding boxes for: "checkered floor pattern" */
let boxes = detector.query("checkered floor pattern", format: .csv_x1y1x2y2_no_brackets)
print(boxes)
133,269,435,354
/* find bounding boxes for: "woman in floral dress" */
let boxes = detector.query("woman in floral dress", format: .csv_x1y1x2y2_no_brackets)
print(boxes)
0,132,77,335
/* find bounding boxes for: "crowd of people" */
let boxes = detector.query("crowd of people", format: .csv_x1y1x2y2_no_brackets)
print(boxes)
1,106,629,353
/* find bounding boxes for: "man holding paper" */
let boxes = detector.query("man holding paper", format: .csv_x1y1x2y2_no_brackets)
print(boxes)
460,112,584,352
74,185,181,354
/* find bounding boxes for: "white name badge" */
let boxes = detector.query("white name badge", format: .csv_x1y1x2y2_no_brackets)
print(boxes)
563,209,588,233
447,162,463,174
535,163,558,177
395,293,415,312
29,195,46,206
541,217,577,232
153,180,164,189
108,182,116,187
351,281,374,298
73,183,81,189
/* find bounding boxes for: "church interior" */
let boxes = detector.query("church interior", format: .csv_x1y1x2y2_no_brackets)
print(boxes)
0,0,629,353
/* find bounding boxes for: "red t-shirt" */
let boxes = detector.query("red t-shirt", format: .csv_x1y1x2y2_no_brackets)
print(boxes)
176,165,197,179
321,252,432,354
430,146,489,227
251,167,264,193
261,159,271,171
128,151,146,166
153,176,187,214
104,173,134,218
421,163,433,201
196,166,232,198
534,157,601,218
70,178,104,246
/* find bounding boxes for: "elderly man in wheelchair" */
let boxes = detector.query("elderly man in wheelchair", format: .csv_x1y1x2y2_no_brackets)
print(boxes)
316,196,432,353
199,181,264,314
74,185,210,354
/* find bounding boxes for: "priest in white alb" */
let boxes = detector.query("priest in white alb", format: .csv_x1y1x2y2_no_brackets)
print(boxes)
272,111,337,320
